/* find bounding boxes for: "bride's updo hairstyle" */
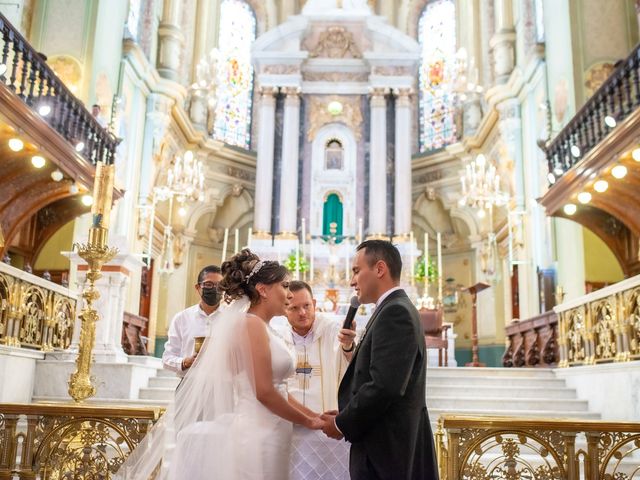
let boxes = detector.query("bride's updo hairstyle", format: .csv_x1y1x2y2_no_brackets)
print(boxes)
219,249,289,304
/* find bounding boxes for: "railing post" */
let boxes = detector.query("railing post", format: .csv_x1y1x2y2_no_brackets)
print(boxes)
0,414,18,480
446,428,460,480
562,431,578,480
585,432,600,480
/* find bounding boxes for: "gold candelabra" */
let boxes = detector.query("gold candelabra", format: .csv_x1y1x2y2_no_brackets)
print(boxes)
68,161,118,403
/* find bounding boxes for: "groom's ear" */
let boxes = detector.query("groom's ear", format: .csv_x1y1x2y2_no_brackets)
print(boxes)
375,260,387,279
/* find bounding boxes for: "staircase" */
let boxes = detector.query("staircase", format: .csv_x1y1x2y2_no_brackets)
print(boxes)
133,366,599,421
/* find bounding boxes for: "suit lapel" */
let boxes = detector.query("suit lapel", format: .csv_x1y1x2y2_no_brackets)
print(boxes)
350,289,407,360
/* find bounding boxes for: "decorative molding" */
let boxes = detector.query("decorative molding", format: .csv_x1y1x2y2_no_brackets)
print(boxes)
305,26,362,59
307,96,363,141
302,71,369,82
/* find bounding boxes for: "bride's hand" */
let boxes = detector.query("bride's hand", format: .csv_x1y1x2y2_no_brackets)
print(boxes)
304,415,324,430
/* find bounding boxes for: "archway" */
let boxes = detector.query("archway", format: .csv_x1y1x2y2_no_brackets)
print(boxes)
322,193,343,241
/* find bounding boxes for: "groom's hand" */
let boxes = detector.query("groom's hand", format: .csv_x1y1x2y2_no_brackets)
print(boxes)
320,411,344,440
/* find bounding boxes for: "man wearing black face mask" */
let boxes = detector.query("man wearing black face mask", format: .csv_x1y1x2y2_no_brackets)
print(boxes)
162,265,223,377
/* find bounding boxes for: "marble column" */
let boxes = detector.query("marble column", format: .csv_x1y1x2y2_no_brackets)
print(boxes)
278,87,301,237
490,0,516,84
254,86,279,236
157,0,184,81
394,88,412,238
368,87,388,237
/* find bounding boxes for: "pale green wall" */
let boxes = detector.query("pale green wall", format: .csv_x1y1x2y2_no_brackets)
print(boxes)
582,228,624,284
33,220,74,271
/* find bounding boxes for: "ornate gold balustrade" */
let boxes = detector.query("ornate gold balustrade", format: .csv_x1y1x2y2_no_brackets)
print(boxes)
0,262,76,351
555,275,640,367
436,415,640,480
0,403,161,480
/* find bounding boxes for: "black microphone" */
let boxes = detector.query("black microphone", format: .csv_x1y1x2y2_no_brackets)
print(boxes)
342,296,360,329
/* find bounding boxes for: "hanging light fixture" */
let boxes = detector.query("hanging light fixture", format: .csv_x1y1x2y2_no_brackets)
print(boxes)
144,150,206,272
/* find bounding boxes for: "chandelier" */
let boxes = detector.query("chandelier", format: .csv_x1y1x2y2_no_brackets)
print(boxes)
452,48,483,102
459,154,509,278
146,150,205,274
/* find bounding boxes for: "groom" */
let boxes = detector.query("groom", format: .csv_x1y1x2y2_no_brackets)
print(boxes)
321,240,439,480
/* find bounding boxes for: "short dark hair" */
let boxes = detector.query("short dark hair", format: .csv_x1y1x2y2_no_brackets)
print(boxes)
289,280,313,297
197,265,221,284
356,240,402,281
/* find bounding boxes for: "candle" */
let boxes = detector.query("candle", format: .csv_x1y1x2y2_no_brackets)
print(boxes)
424,233,429,292
247,227,252,249
295,241,300,280
357,217,363,244
437,232,443,303
345,249,350,282
409,231,415,287
221,228,229,263
301,218,306,257
309,240,314,283
234,228,239,254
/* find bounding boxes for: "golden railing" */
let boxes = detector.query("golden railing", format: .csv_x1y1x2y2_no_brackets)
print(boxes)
0,262,76,351
436,415,640,480
0,403,161,480
555,275,640,367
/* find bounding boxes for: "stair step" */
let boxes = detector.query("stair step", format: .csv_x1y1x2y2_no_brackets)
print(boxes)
427,396,589,412
148,376,181,389
427,385,577,399
428,407,601,419
138,387,176,401
427,376,567,388
155,368,176,377
427,367,556,378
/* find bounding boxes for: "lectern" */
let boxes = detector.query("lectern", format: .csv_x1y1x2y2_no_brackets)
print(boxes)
463,282,490,367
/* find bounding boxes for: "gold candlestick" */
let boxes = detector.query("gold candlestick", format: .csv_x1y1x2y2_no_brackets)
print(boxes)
68,162,118,403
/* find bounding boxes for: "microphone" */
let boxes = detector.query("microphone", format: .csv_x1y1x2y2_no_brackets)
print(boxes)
342,296,360,329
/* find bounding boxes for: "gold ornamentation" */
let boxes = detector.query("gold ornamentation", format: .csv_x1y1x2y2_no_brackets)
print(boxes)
439,415,640,480
0,265,76,350
306,26,362,59
307,95,363,141
68,162,118,403
0,404,160,480
558,283,640,367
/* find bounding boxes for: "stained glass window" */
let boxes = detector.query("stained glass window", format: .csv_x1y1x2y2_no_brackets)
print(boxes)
213,0,256,149
418,0,457,152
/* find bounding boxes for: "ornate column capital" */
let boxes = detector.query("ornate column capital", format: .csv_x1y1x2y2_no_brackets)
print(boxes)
393,87,413,107
282,86,301,107
259,85,280,97
369,87,389,107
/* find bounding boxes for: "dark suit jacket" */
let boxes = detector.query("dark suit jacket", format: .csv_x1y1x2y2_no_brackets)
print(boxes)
336,289,439,480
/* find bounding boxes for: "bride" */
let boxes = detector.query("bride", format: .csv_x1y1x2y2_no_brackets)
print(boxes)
117,250,323,479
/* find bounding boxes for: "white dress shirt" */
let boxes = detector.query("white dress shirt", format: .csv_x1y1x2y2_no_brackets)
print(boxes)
375,286,403,307
162,304,219,377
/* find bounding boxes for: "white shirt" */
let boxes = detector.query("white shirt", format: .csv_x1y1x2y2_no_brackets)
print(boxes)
162,304,219,377
376,286,403,307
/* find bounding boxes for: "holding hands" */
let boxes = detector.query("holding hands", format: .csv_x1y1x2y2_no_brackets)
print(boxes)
320,410,344,440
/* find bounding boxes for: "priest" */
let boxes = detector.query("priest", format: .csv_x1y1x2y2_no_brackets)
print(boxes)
277,281,356,480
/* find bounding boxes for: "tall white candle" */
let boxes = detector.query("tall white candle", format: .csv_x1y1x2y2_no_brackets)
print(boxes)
357,217,363,243
234,228,239,254
309,240,314,283
424,232,429,292
295,241,300,280
247,227,252,249
221,228,229,263
437,232,443,303
409,231,415,287
345,248,350,282
301,218,306,257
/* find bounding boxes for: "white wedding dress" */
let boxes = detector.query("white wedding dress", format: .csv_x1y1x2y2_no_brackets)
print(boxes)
117,301,297,480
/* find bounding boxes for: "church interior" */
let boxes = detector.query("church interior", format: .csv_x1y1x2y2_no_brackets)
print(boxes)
0,0,640,477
